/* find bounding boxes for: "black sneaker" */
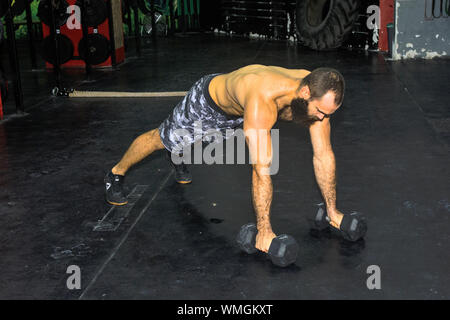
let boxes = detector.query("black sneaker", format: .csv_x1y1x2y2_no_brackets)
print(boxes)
104,171,128,205
167,151,192,184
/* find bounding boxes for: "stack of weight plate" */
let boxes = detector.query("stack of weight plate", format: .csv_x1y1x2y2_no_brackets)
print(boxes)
37,0,112,66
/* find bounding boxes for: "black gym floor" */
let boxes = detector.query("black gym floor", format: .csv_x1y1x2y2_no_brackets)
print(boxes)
0,34,449,299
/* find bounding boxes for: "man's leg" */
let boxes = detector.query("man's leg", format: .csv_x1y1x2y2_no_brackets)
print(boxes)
113,126,193,184
105,128,165,205
112,128,164,176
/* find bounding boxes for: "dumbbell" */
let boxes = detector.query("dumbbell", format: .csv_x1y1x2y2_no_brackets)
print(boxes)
236,223,299,267
309,203,368,241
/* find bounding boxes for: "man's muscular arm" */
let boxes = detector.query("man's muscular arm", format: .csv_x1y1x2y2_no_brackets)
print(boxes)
252,163,273,234
313,151,337,209
244,97,277,252
309,118,343,226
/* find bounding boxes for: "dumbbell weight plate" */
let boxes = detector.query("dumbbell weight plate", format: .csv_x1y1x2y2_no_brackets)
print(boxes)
309,202,330,230
236,223,258,254
237,223,299,267
268,234,299,267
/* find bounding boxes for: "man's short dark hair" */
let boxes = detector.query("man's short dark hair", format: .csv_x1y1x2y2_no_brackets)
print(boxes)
300,68,345,106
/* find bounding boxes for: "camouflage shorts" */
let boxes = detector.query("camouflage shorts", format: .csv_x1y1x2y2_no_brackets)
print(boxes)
158,74,244,154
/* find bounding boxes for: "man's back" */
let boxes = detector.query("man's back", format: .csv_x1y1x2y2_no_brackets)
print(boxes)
208,65,311,116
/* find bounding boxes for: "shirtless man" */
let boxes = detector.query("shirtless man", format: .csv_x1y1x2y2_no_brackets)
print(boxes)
105,64,349,253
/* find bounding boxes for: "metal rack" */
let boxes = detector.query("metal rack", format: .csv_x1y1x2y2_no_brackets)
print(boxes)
220,0,296,39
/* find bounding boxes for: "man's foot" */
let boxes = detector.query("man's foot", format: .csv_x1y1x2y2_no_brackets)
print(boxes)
167,151,192,184
104,171,128,205
174,163,192,184
312,204,367,241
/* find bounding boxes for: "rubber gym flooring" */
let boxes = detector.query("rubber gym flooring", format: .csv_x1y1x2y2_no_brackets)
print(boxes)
0,34,449,299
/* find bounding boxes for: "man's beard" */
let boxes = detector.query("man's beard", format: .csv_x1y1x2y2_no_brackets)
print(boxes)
290,98,319,127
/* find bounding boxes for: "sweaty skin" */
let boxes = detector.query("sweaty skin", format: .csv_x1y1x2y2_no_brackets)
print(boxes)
208,64,345,253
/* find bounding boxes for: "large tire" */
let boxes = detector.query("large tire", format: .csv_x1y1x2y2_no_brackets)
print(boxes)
296,0,360,50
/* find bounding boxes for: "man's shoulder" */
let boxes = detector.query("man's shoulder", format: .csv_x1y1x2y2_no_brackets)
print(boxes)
242,93,278,129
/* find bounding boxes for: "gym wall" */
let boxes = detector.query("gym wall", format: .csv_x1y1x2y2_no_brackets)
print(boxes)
393,0,449,59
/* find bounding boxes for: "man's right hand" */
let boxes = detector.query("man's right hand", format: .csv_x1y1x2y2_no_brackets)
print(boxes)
255,230,277,253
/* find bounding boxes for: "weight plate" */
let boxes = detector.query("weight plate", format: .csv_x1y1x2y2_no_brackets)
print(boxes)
42,34,74,65
75,0,108,27
37,0,71,27
78,33,111,65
